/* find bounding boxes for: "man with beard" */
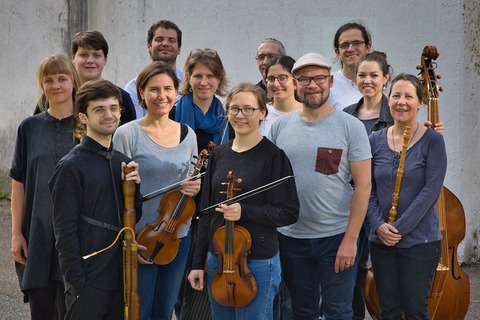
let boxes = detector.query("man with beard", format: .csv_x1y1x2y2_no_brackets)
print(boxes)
268,53,372,320
125,20,184,118
49,80,142,319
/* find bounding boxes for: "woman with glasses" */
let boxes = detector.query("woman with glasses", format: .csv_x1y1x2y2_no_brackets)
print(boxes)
188,83,299,320
173,48,230,151
10,54,81,319
260,55,302,136
113,61,200,319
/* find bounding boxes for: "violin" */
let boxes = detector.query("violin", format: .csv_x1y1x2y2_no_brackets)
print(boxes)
210,171,257,307
136,147,211,265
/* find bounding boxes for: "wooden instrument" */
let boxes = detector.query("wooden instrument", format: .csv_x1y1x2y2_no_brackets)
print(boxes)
122,166,140,320
211,171,257,307
387,126,411,224
137,147,211,265
365,127,411,320
418,45,470,320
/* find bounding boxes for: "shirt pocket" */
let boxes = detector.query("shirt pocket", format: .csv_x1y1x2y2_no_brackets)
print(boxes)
315,147,342,175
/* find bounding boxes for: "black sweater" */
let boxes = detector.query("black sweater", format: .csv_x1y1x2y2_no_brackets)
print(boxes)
192,137,299,269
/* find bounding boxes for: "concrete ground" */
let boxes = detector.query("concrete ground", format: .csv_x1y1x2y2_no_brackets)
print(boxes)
0,200,478,319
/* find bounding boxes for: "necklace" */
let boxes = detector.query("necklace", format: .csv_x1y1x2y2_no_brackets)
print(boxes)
391,122,419,152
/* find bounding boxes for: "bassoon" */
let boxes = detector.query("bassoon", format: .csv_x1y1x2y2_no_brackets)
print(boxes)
123,166,140,320
82,166,140,320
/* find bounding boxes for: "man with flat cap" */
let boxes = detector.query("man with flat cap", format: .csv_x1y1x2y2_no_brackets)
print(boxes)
268,53,372,320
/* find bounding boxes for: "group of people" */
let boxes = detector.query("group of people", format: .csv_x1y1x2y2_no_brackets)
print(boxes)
10,18,447,320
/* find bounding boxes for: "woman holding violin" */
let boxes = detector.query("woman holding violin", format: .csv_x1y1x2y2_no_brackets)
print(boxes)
113,61,200,319
188,83,299,319
367,73,447,319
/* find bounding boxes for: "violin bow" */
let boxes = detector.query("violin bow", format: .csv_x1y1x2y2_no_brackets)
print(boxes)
141,172,206,202
199,175,294,214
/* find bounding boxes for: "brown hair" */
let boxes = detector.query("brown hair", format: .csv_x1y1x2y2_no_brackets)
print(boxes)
147,20,182,47
179,48,228,96
136,61,179,109
73,79,122,140
71,30,109,57
389,73,426,103
36,54,82,111
225,82,267,116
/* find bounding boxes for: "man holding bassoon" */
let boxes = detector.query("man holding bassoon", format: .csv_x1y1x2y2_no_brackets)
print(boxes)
49,79,142,319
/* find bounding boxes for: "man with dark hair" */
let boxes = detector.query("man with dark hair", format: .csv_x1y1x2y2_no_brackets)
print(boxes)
330,22,373,320
124,20,184,118
329,22,372,110
50,79,142,319
70,30,136,124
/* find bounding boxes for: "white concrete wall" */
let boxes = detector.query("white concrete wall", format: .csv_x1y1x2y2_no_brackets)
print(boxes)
1,0,478,261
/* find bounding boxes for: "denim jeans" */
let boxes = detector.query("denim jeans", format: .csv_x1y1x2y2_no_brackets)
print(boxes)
352,221,371,319
278,233,358,320
206,251,281,320
138,233,191,320
370,241,440,320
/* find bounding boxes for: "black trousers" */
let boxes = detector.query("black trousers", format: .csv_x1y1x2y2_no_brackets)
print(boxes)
26,280,66,320
65,284,123,320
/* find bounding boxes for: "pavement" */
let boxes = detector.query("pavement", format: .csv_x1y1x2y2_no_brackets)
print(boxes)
0,200,478,319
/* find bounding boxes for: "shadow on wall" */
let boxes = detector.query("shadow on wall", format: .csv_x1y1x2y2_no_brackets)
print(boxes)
0,170,11,198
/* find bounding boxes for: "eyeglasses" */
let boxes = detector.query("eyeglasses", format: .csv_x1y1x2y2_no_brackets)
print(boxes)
255,53,280,61
338,40,366,50
190,49,217,58
88,105,122,117
296,75,330,86
266,74,290,84
227,106,260,116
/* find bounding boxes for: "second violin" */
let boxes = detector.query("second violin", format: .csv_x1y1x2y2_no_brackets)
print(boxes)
137,147,211,264
210,171,257,307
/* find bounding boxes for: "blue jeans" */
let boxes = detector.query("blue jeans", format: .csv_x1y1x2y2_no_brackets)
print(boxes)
206,251,281,320
370,241,440,320
278,233,358,320
138,233,191,320
352,220,371,319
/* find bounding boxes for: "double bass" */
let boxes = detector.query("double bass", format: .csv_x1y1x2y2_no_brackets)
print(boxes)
210,171,258,307
418,45,470,320
365,46,471,320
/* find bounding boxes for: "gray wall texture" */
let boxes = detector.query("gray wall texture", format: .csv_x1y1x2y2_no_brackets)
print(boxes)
0,0,479,262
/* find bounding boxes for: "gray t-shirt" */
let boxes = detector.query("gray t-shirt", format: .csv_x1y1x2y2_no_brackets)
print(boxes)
113,120,198,237
268,109,371,238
